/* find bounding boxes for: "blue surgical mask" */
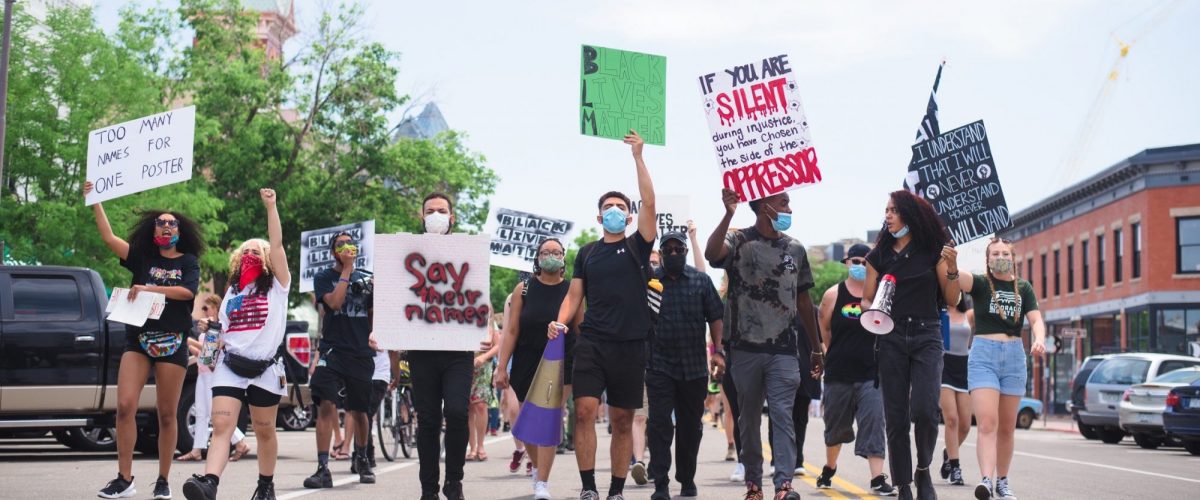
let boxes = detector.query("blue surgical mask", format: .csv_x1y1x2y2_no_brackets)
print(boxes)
601,206,628,234
848,264,867,281
890,225,910,238
772,212,792,232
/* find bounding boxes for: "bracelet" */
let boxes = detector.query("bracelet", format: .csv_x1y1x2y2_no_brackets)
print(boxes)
338,277,350,284
946,272,960,280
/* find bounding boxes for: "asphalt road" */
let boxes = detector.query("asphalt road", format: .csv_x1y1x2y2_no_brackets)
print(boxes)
2,416,1198,499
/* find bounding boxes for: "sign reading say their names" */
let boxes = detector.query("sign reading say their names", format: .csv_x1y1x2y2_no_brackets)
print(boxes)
699,54,821,203
910,120,1011,244
580,45,667,146
490,208,574,272
298,220,375,293
374,234,491,352
629,195,690,236
85,106,196,206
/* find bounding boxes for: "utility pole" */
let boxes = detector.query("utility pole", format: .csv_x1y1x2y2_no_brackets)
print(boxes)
0,0,15,200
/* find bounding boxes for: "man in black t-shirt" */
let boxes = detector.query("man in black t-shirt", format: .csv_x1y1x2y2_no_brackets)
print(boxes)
549,130,655,500
304,232,376,488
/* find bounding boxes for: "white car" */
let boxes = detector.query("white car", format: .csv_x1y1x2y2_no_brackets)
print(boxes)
1118,367,1200,449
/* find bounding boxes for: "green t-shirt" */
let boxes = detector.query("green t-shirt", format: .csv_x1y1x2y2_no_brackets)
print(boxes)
969,274,1038,337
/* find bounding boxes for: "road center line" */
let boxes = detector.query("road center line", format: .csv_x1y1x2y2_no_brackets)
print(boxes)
962,443,1200,485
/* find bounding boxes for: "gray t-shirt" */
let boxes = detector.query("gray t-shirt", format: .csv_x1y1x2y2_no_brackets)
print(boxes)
711,227,814,355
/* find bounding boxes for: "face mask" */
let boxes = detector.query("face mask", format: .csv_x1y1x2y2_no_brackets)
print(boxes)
848,263,867,281
335,243,357,255
890,225,910,238
424,212,451,234
650,262,662,273
601,206,628,234
239,253,264,291
663,254,686,275
771,212,792,232
538,256,565,273
989,257,1013,275
154,235,179,249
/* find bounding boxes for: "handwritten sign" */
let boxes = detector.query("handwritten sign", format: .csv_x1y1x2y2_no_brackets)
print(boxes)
630,195,690,236
490,209,574,272
298,220,375,293
85,106,196,205
105,288,166,327
699,54,821,202
909,120,1011,244
580,45,667,146
374,234,491,351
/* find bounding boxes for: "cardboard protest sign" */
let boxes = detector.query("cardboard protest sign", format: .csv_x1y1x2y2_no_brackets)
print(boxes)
630,195,690,236
909,120,1011,244
489,208,574,272
699,54,821,203
580,45,667,146
374,234,491,351
299,220,375,293
85,106,196,205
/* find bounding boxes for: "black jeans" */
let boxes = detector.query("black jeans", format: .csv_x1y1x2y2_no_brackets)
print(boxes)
767,383,810,467
722,351,742,457
878,317,944,486
408,350,473,495
646,371,708,489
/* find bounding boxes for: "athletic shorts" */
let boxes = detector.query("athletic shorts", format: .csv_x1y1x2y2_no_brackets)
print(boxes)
123,330,188,368
310,364,372,413
210,356,286,408
942,354,969,393
572,335,646,410
367,380,388,418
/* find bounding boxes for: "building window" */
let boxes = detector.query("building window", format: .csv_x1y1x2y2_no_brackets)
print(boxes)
1179,217,1200,274
1132,223,1142,279
1114,228,1123,283
1053,249,1061,296
1127,310,1150,352
1157,308,1200,355
1097,234,1106,287
1025,257,1033,285
1082,240,1090,289
1040,253,1048,299
1067,244,1075,293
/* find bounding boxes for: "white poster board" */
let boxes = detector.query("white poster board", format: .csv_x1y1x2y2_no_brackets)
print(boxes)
488,208,574,272
374,233,492,351
630,195,690,237
105,288,166,327
85,106,196,205
298,220,375,293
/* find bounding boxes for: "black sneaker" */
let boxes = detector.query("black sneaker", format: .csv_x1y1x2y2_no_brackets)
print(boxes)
251,481,275,500
915,468,937,500
303,465,333,489
443,480,465,500
940,449,950,480
679,482,698,497
816,466,835,489
898,484,914,500
650,486,671,500
98,474,135,499
356,454,376,484
181,474,218,500
872,474,897,496
949,466,964,486
152,476,172,499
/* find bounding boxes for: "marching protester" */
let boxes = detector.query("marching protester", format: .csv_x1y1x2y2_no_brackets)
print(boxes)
410,193,475,500
176,294,252,464
714,272,747,484
182,188,291,500
86,181,203,500
863,190,961,500
705,189,823,500
765,313,817,479
815,243,895,496
939,293,975,487
629,250,659,489
548,129,656,500
955,238,1044,500
495,238,578,499
363,339,395,468
304,230,376,489
645,231,724,500
468,319,501,462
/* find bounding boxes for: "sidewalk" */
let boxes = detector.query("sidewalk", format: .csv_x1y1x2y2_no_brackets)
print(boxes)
1030,414,1078,434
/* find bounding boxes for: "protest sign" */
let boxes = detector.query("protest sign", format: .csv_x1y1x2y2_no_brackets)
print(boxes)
699,54,821,203
489,208,574,272
580,45,667,146
909,120,1011,244
299,220,375,293
630,195,690,236
374,234,491,351
85,106,196,205
105,288,166,327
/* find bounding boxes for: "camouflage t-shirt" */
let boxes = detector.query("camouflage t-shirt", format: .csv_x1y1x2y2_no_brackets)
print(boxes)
712,227,814,355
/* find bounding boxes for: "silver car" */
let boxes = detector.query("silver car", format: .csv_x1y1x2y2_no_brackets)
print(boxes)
1118,367,1200,449
1080,353,1200,444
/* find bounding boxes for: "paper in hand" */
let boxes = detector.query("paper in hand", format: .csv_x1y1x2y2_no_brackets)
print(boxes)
106,287,167,327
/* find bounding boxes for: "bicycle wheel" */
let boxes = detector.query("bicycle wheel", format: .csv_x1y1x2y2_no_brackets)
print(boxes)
398,388,416,458
377,391,396,462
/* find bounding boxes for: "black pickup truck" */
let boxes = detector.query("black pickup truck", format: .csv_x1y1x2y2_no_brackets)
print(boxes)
0,265,314,453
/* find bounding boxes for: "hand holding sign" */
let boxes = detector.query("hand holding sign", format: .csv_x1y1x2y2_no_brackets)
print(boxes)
624,129,645,158
85,106,196,205
721,188,740,216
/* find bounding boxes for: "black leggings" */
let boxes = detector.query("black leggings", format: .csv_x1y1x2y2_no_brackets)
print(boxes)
213,385,281,408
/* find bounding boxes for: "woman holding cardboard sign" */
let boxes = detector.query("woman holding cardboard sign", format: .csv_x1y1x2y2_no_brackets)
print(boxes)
86,181,203,500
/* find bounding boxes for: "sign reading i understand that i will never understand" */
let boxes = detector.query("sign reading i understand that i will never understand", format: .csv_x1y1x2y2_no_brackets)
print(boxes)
909,120,1011,244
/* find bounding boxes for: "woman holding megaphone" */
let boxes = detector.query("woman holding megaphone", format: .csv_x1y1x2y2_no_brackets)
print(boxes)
862,190,961,500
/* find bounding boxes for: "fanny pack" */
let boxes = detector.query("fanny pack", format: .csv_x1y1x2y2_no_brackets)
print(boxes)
139,330,183,358
223,350,276,379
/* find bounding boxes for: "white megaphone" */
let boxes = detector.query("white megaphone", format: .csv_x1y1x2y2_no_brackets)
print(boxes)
861,274,897,335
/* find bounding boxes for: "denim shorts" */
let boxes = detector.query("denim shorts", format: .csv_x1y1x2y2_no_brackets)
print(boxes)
967,338,1027,396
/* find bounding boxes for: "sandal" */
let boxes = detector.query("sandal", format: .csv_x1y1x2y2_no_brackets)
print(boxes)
466,450,479,461
229,441,252,462
332,440,350,460
477,450,488,462
175,449,203,462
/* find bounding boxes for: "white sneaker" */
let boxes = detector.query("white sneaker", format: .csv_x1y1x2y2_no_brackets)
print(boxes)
533,480,552,500
531,468,539,487
794,467,807,476
730,463,746,482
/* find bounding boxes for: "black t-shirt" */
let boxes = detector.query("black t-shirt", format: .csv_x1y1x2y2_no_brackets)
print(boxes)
825,282,877,383
866,242,941,320
121,252,200,333
572,233,654,342
314,267,374,363
517,278,570,352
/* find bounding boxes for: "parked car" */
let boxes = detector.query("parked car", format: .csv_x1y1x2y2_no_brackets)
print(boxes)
1067,354,1113,440
1117,367,1200,449
1016,397,1043,429
1162,378,1200,456
1080,353,1200,444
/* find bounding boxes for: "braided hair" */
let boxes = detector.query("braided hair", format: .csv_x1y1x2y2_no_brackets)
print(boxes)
984,237,1022,323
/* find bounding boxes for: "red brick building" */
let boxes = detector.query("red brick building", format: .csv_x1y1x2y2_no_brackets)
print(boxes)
999,144,1200,413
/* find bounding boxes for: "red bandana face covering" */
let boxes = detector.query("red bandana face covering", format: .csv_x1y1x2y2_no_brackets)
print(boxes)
239,254,264,291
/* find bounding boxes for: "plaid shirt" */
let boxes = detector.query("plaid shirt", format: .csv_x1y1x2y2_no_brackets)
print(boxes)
649,265,724,381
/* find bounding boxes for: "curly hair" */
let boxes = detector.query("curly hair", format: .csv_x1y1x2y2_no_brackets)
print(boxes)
127,210,205,258
531,238,565,276
874,190,949,256
228,238,274,296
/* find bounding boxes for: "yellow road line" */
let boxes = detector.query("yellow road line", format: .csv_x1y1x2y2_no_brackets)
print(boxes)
758,440,876,499
801,462,880,500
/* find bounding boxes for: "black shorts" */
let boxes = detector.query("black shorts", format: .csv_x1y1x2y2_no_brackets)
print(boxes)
368,380,388,417
572,335,646,409
942,354,969,393
213,385,281,408
123,330,188,368
310,364,372,413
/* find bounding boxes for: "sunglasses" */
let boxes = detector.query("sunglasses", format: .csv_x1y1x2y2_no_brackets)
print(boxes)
661,247,688,256
155,218,179,228
847,258,866,265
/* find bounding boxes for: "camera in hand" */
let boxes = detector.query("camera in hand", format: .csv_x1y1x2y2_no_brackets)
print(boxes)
350,270,374,299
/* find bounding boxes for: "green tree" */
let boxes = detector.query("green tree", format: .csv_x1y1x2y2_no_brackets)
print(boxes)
809,259,848,305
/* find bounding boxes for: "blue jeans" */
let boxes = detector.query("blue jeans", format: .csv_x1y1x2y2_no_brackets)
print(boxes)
878,317,943,486
968,338,1027,396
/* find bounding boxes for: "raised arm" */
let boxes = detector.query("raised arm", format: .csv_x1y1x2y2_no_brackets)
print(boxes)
625,130,656,244
705,189,739,264
957,270,975,293
261,188,290,289
936,245,962,307
687,220,706,272
83,181,129,260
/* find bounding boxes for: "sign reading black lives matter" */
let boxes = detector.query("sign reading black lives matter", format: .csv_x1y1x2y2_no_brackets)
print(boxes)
299,220,375,293
490,209,574,272
910,120,1011,244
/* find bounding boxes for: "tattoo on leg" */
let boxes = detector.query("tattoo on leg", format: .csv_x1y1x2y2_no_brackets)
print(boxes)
214,410,233,416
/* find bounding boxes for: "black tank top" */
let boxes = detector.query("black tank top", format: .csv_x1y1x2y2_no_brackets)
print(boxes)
517,277,570,352
825,282,877,383
866,243,941,319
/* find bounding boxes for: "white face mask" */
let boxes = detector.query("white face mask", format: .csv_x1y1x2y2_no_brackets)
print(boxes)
424,212,451,234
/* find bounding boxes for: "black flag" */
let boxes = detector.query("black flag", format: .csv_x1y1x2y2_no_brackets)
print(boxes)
904,61,944,196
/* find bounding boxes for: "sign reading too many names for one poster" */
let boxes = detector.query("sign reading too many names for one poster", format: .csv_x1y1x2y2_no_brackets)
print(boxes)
299,220,375,293
699,54,821,203
580,45,667,146
490,209,574,272
910,120,1011,244
374,234,491,352
85,106,196,205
